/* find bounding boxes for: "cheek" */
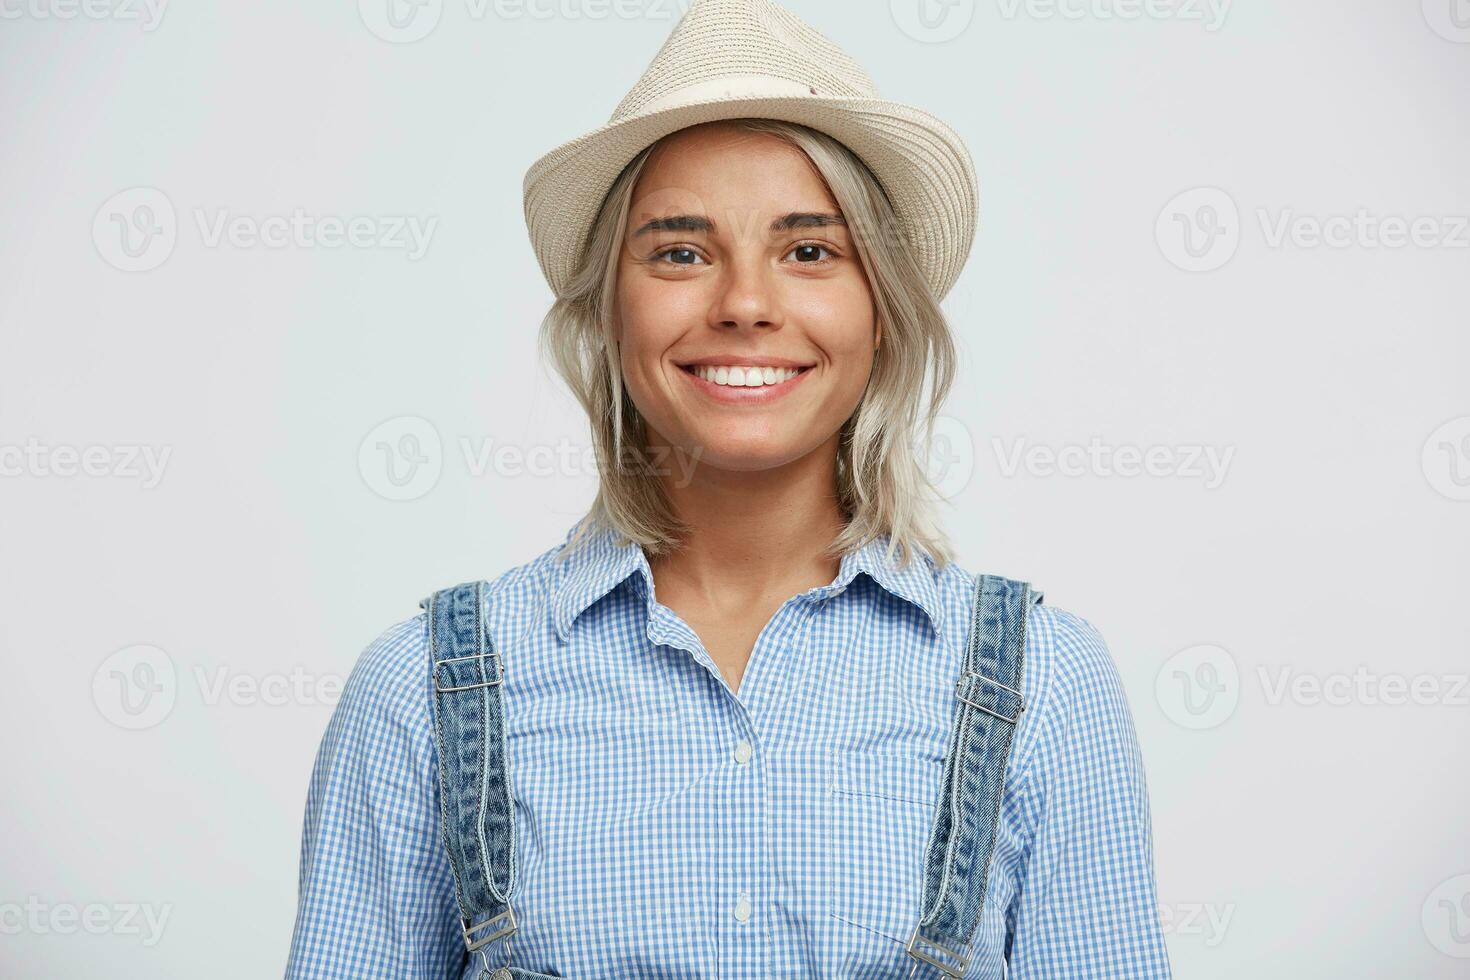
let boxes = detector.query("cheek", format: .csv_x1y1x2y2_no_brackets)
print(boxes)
618,274,701,346
791,290,877,364
616,286,668,366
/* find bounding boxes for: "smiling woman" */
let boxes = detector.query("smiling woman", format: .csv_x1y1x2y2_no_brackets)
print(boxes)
543,116,960,569
284,1,1173,978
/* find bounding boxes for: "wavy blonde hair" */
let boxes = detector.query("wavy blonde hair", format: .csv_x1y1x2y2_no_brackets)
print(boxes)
538,118,959,572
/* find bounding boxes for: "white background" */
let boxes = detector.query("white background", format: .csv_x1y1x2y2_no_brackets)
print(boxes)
1,0,1467,976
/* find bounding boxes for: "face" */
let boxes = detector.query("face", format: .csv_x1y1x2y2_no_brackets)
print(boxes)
614,122,879,475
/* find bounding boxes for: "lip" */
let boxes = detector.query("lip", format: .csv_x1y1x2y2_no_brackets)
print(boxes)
677,362,814,404
675,355,817,369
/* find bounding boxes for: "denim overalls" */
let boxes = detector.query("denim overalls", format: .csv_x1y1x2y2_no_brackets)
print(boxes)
422,572,1041,980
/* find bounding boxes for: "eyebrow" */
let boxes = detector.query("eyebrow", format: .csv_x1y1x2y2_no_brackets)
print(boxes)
631,211,847,237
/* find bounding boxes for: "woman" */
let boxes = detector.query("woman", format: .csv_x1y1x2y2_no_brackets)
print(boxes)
285,1,1171,977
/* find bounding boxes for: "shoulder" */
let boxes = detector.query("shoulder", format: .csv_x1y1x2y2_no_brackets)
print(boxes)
937,563,1133,780
341,539,571,719
335,613,430,731
1023,601,1125,711
935,562,1120,702
1017,599,1141,790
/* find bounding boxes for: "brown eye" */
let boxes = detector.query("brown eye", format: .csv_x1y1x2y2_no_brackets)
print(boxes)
787,243,835,263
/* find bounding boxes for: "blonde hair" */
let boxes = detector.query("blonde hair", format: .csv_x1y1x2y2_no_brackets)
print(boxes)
538,117,959,572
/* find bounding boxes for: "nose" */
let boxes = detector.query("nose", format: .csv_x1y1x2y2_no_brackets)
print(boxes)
708,252,781,332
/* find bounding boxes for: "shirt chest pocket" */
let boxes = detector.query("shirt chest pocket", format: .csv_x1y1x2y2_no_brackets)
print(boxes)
826,752,946,946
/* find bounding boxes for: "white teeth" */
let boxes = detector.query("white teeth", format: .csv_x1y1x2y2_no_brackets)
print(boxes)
691,364,804,388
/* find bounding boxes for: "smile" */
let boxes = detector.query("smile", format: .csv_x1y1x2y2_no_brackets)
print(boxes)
676,363,814,403
682,364,809,387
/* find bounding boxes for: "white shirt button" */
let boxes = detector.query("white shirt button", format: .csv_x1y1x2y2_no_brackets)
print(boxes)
733,893,752,922
733,740,753,764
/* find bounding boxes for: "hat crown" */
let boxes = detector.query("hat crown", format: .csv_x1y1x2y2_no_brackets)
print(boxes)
523,0,977,303
610,0,880,123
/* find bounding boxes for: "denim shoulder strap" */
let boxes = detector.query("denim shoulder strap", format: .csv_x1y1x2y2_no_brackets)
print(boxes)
906,573,1043,978
421,580,521,967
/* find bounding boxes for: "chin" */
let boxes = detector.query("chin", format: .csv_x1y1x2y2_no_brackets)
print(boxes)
681,438,813,473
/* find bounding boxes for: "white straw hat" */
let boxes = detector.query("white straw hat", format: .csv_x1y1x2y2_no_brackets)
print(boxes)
522,0,978,302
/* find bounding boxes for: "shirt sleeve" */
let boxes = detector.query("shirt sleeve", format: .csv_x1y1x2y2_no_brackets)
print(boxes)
284,614,466,980
1006,607,1173,978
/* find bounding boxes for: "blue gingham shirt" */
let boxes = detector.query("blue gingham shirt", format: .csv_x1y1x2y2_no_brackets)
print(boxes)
285,520,1172,978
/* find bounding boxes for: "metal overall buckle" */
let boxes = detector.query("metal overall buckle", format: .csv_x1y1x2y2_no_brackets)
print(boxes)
434,650,506,693
463,905,517,951
955,670,1025,725
905,923,970,978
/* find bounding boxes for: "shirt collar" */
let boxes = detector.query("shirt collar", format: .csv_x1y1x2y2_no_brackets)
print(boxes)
551,521,944,642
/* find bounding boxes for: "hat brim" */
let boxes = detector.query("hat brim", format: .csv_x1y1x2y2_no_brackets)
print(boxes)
523,93,977,302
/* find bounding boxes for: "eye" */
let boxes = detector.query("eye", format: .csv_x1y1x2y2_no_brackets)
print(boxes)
652,246,706,266
786,242,836,263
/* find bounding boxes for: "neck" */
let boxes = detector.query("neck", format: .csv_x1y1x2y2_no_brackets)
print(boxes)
645,432,848,608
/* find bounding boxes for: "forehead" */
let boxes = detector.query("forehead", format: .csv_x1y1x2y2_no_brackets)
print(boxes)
628,123,841,224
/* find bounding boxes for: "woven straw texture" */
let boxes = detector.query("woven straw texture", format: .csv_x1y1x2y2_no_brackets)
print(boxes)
522,0,977,301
